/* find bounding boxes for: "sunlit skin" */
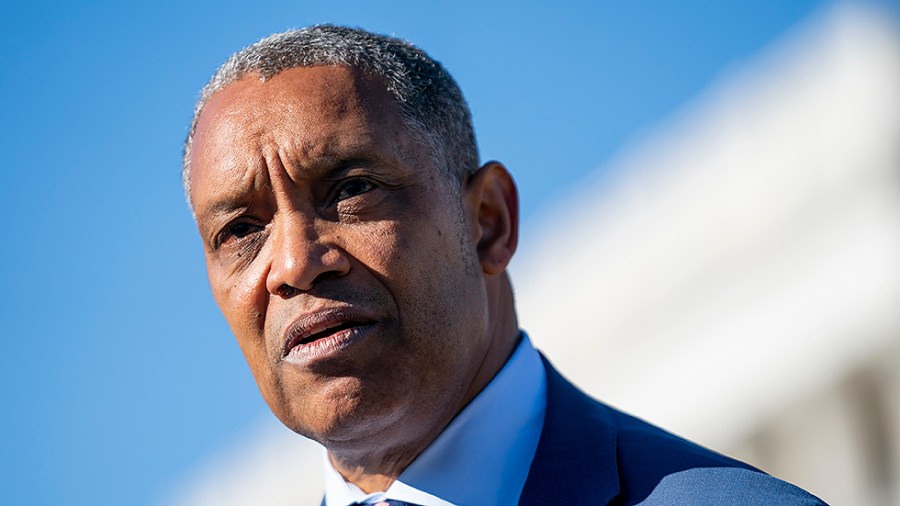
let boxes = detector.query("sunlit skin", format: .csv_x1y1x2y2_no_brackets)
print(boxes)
189,66,520,492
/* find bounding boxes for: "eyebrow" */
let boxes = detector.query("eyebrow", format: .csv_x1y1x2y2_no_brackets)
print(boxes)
317,156,385,177
198,199,246,221
195,199,250,240
195,151,400,226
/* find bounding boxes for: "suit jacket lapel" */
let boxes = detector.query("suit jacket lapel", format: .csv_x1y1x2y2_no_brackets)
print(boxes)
519,355,621,505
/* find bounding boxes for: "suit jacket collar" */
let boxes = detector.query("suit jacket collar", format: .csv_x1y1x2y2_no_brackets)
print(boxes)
519,355,620,505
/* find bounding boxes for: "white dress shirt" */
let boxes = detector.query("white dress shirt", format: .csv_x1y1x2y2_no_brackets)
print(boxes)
323,334,547,506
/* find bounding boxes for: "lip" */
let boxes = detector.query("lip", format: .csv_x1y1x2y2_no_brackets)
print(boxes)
281,307,377,364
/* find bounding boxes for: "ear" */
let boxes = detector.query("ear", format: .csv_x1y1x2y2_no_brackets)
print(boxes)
463,161,519,275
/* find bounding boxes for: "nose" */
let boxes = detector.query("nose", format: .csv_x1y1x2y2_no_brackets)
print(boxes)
265,217,351,297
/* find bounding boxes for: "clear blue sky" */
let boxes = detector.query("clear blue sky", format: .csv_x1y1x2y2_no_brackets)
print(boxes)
2,1,860,503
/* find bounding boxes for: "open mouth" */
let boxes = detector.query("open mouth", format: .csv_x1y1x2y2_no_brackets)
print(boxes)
281,308,376,360
294,321,363,346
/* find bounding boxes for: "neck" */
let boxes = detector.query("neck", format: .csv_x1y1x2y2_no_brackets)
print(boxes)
327,451,416,494
463,274,520,410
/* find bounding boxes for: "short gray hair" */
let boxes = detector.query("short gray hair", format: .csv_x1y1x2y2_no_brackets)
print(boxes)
183,24,480,201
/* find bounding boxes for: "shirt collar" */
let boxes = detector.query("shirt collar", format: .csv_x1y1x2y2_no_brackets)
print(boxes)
324,333,547,506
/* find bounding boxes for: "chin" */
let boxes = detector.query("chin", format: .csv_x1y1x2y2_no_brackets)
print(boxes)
265,374,397,442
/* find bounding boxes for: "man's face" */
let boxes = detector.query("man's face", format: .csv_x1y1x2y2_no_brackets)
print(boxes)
189,66,492,446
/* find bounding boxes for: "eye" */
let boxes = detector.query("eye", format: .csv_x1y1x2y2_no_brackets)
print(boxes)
217,220,263,247
228,222,258,238
332,178,375,204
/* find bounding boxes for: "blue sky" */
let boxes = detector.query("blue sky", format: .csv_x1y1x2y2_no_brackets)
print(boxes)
1,1,862,503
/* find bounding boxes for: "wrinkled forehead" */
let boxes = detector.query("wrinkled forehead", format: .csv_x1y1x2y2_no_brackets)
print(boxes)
193,66,399,157
188,66,419,203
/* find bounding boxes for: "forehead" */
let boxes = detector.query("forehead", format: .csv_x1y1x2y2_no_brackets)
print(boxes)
188,65,418,205
194,65,401,163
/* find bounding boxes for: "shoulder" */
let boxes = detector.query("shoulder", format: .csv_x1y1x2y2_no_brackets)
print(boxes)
631,466,826,505
609,409,826,505
535,357,826,505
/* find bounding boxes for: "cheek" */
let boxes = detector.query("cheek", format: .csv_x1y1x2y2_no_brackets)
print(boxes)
377,216,479,314
346,222,407,277
207,260,270,357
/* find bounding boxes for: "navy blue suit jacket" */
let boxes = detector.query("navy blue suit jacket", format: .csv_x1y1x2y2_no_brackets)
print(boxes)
320,356,827,505
518,356,827,505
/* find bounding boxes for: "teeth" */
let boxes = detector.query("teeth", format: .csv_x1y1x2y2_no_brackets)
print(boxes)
301,322,354,344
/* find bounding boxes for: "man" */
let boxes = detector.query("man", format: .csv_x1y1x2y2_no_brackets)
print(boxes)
184,25,825,505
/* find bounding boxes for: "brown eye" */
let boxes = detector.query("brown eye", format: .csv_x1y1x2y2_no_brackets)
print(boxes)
218,221,263,247
228,222,257,238
333,178,374,203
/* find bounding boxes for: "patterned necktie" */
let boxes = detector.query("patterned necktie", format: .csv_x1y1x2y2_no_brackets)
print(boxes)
351,500,424,506
350,499,419,506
